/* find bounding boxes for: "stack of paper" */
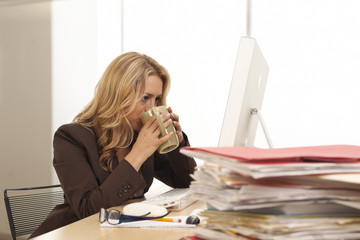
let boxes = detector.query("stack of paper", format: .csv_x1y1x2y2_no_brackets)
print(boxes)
100,216,195,228
180,145,360,240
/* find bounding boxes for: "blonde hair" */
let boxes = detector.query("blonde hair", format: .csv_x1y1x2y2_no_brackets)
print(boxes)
73,52,170,171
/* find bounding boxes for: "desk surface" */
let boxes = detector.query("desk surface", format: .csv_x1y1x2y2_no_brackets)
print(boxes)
31,185,206,240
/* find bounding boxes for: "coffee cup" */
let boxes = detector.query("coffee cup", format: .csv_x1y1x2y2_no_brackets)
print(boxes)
140,106,179,154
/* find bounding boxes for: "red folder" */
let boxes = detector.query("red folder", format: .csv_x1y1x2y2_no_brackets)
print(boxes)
180,145,360,164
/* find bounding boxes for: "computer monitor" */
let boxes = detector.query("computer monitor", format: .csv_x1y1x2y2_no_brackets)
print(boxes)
218,36,271,147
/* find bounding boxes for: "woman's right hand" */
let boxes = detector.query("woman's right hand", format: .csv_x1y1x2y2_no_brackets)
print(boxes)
125,114,173,171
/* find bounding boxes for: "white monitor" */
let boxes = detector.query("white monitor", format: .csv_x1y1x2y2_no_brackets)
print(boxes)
218,36,271,147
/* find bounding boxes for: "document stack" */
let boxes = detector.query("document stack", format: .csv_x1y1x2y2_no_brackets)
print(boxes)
180,145,360,240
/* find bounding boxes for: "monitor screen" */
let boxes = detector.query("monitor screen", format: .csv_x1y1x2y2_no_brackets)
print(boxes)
218,36,269,147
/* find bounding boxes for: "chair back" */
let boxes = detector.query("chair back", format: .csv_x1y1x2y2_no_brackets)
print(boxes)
3,184,63,240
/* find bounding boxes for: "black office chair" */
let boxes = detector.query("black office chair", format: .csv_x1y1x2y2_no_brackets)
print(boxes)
3,184,64,240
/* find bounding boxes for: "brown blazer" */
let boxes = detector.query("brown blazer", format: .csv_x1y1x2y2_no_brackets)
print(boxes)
30,123,196,238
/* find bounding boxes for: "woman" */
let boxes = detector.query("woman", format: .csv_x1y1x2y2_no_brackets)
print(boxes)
30,52,196,238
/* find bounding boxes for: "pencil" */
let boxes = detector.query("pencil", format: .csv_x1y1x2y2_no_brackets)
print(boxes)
153,218,182,223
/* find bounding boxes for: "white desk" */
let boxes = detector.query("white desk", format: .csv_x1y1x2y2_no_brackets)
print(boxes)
31,185,206,240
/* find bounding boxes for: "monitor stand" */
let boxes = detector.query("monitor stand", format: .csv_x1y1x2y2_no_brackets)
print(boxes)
251,108,274,148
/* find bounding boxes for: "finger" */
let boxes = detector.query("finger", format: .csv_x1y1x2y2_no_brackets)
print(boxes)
162,118,172,128
158,131,174,144
167,106,173,114
152,127,162,138
177,131,184,144
170,113,179,122
144,115,159,133
173,121,182,132
161,112,171,123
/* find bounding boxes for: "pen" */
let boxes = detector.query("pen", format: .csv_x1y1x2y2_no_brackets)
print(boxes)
153,217,182,223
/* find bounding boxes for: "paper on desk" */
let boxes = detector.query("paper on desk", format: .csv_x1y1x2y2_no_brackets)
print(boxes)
197,206,360,239
196,208,360,240
181,145,360,163
191,164,360,189
194,225,360,240
189,165,360,211
100,216,196,228
181,145,360,178
184,145,360,239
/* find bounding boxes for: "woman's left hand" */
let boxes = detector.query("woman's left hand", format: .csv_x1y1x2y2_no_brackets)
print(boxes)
167,106,184,144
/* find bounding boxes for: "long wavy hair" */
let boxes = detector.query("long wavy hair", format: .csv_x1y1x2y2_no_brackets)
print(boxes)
73,52,171,172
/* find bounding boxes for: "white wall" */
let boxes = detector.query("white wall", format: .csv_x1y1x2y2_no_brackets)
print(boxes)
122,0,360,149
0,0,122,237
51,0,122,183
51,0,122,131
0,1,52,237
250,0,360,147
122,0,248,147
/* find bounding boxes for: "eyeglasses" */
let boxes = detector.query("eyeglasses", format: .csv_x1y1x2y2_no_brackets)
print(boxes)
99,208,171,225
